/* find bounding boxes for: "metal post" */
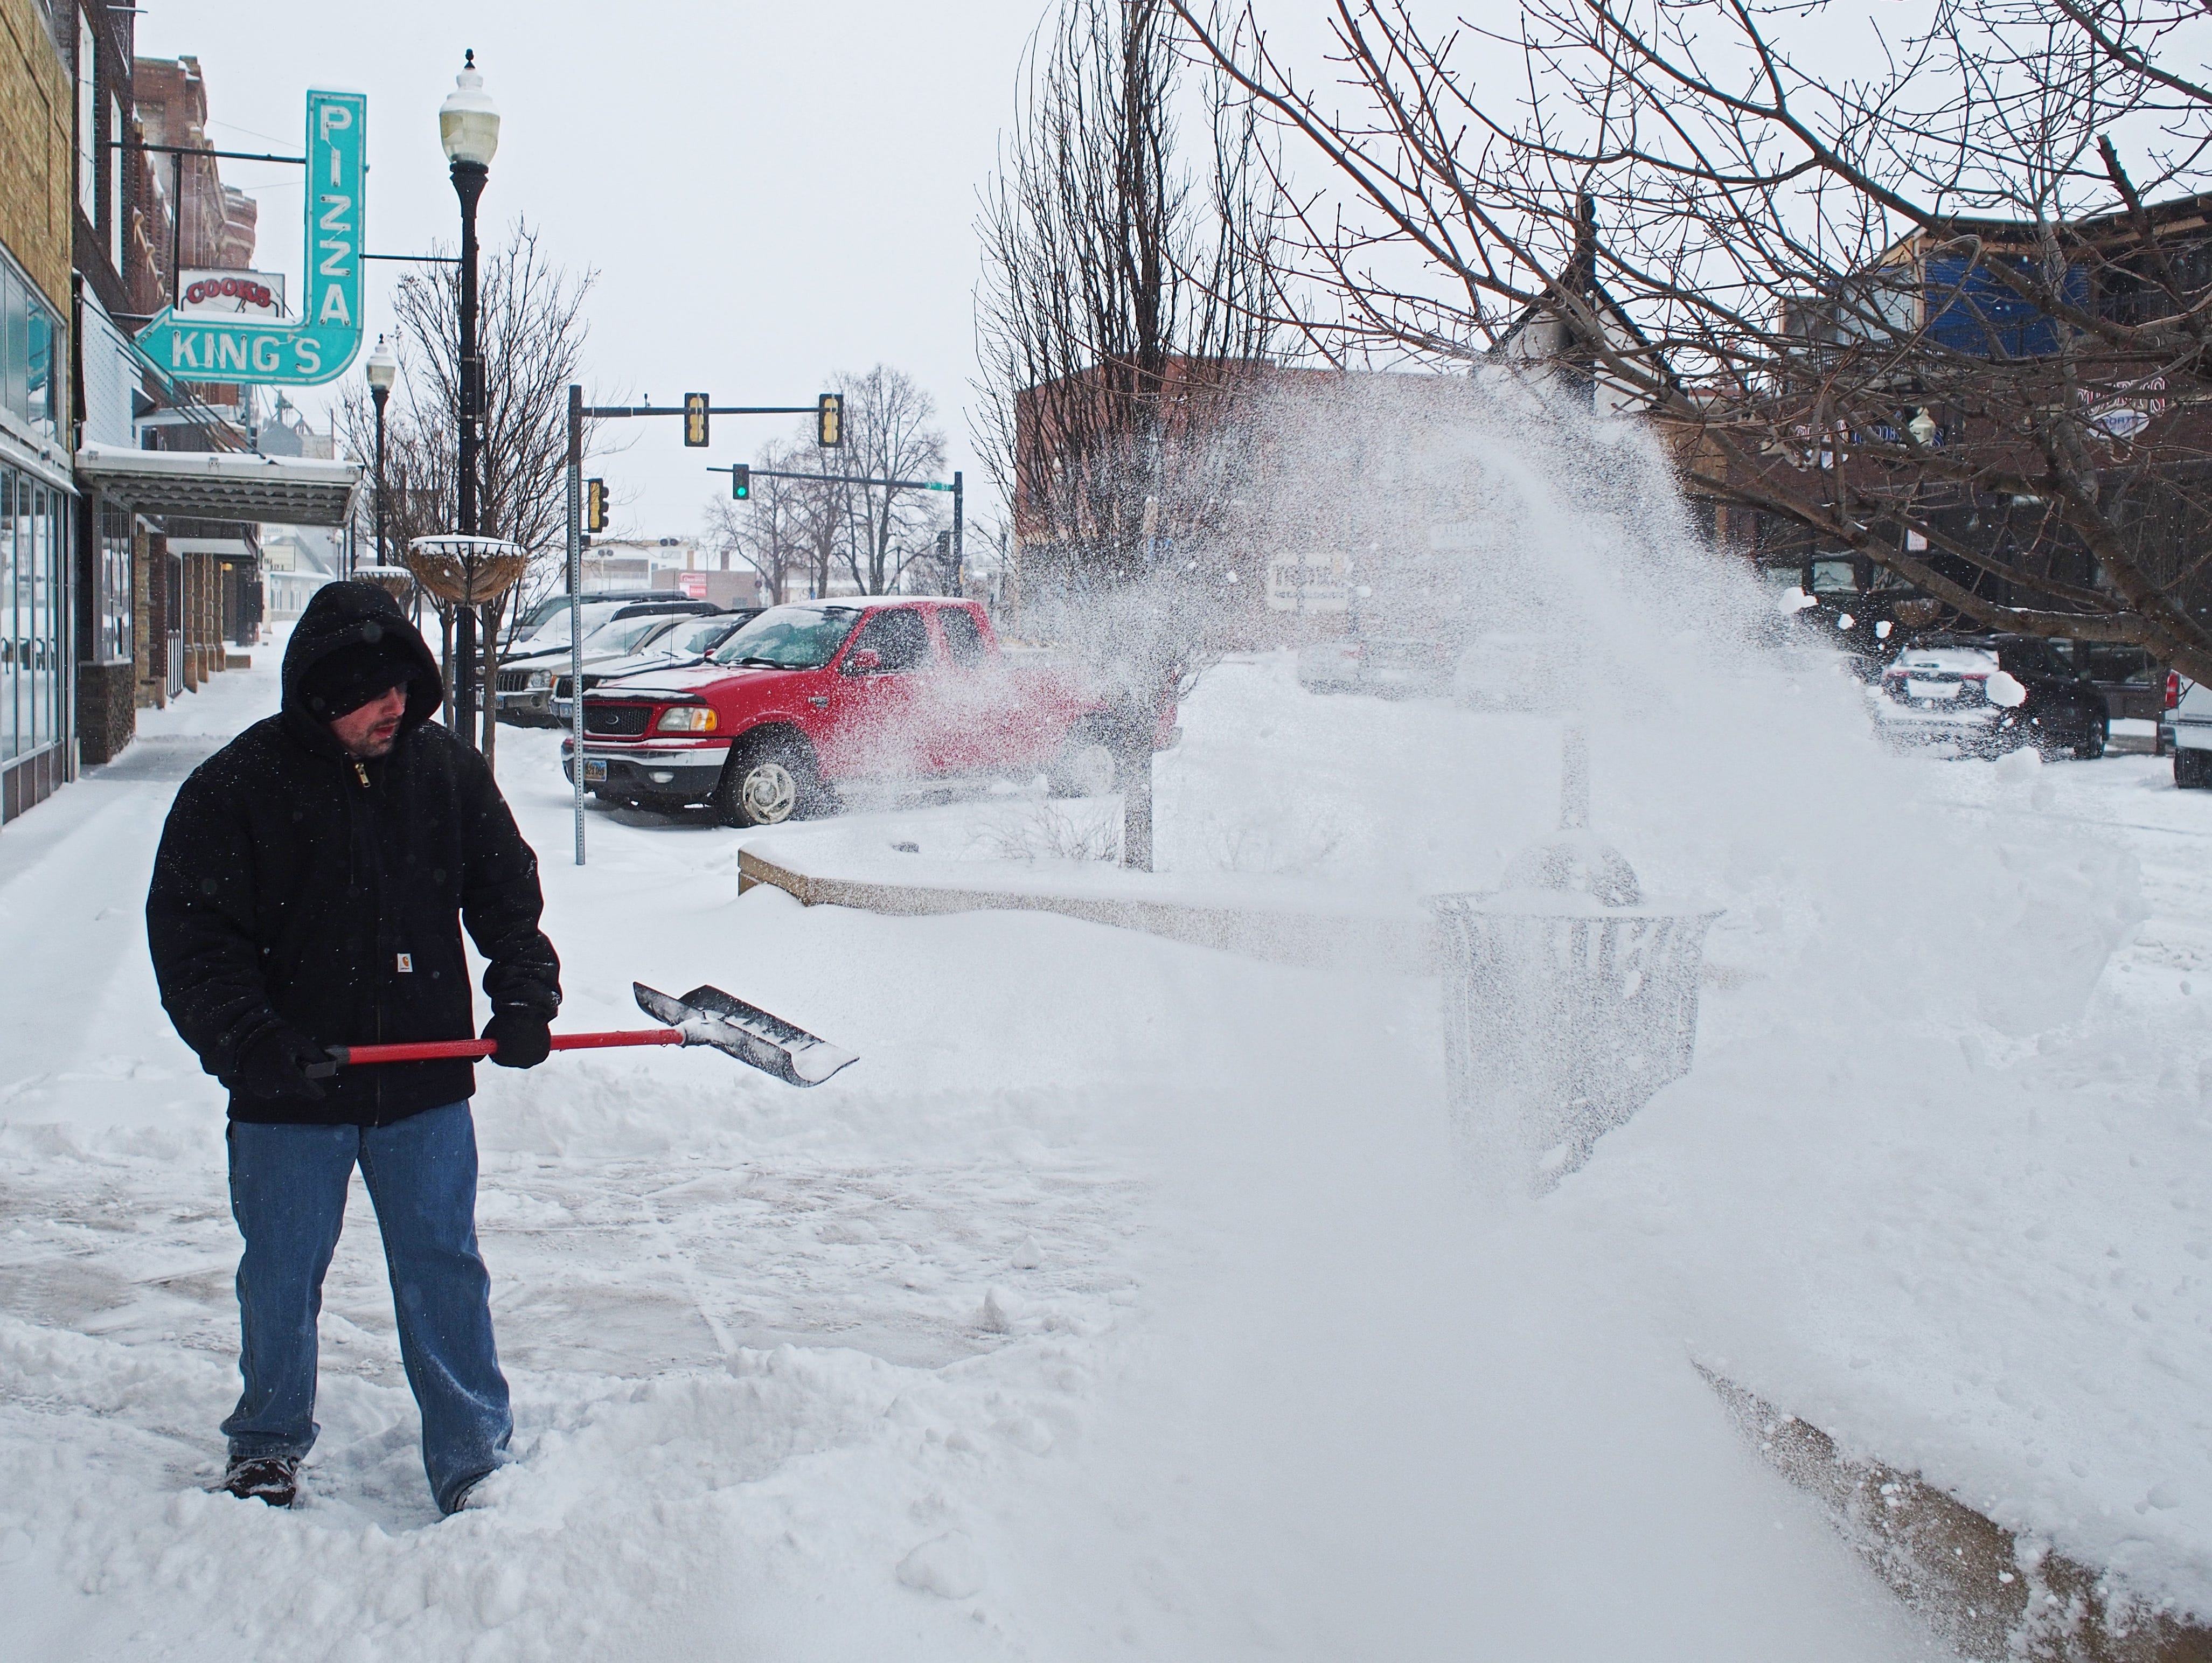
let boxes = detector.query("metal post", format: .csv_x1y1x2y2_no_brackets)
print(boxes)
170,151,183,308
451,155,488,747
1561,725,1590,831
951,470,963,594
371,384,388,573
567,384,586,866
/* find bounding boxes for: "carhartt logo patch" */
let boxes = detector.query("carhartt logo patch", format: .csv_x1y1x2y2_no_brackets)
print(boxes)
396,954,413,973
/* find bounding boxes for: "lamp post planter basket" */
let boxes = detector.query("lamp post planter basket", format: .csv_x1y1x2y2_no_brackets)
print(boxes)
405,534,529,606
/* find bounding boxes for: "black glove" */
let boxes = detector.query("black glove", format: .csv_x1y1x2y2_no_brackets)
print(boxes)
483,1008,552,1069
235,1025,330,1102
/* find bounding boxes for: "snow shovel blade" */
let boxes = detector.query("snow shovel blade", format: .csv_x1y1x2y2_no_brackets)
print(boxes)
632,982,858,1087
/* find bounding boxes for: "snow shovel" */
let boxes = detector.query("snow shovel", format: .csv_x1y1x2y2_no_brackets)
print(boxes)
308,982,858,1087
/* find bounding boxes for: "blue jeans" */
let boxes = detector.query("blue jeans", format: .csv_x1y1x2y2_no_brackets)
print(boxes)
221,1101,511,1515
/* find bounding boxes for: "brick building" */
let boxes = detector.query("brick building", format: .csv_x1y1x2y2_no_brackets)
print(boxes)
0,0,77,823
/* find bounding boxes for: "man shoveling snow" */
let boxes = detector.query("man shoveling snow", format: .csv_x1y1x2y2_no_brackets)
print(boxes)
144,580,562,1516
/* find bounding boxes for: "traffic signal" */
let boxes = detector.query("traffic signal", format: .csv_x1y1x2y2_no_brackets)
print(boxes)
817,392,844,448
684,393,710,448
585,477,608,533
732,464,750,501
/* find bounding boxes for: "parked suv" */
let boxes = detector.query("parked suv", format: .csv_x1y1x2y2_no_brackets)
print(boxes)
1871,634,2109,758
506,588,683,649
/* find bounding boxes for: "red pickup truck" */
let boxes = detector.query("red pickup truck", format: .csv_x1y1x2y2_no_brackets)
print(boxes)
561,596,1175,825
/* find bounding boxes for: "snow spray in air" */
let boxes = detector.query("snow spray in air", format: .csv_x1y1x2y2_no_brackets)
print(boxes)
980,364,2140,1659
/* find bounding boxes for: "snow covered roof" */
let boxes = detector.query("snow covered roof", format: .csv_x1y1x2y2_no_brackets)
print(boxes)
74,443,362,527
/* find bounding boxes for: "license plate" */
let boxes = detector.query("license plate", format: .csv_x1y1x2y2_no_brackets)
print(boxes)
1905,679,1958,701
583,760,607,782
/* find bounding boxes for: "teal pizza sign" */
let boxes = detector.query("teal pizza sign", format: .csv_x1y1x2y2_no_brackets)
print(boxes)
134,89,366,387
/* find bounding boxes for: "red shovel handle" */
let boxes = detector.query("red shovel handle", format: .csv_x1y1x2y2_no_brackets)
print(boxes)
323,1029,685,1068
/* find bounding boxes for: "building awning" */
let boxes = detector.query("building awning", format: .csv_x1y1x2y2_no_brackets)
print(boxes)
74,443,362,528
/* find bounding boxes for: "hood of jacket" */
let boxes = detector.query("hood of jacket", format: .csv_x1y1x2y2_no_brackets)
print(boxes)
280,581,444,757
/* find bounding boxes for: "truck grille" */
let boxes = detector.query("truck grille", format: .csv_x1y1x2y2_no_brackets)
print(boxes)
495,669,533,694
584,704,652,736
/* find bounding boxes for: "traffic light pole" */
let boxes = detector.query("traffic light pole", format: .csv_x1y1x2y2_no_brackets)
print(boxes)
562,387,839,867
566,384,586,868
720,467,964,591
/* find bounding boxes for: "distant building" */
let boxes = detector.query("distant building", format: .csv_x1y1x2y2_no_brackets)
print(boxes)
259,394,335,460
259,526,338,620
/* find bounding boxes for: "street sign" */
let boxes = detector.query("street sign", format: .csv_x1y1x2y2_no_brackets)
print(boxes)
132,88,366,387
178,270,286,318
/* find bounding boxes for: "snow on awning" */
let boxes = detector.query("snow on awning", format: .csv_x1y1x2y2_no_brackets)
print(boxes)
74,443,363,528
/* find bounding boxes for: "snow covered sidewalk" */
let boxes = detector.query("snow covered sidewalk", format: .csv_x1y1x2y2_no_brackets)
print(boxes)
1,638,2202,1659
0,641,1955,1654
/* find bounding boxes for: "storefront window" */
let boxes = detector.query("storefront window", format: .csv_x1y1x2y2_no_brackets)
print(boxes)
0,464,70,763
0,259,62,440
2,273,25,428
98,504,132,665
0,471,13,762
28,480,48,754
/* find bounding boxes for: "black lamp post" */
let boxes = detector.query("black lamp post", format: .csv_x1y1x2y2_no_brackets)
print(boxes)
440,50,499,745
365,334,396,576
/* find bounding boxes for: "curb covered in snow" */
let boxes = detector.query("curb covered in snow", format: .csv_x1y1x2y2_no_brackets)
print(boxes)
735,844,1437,972
1710,1373,2212,1660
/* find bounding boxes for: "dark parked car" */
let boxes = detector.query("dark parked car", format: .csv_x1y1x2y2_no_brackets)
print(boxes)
495,600,721,726
1870,633,2109,758
550,609,761,722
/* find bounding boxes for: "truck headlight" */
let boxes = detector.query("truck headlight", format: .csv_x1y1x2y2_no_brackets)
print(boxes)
527,670,553,690
655,706,719,733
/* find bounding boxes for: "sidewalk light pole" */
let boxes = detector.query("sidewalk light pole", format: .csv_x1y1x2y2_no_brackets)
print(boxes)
440,50,499,746
365,335,397,576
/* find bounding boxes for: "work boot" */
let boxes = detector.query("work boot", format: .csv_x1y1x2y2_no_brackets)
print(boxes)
221,1455,299,1507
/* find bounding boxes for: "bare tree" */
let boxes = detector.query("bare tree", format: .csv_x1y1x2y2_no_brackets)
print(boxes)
338,220,596,761
976,0,1285,866
829,363,949,595
701,438,816,606
1174,0,2212,682
975,0,1284,593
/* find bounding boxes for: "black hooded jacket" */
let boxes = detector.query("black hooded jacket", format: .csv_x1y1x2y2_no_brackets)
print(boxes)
146,581,561,1125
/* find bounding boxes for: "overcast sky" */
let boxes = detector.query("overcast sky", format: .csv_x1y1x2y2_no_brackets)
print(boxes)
136,0,1069,546
133,1,1948,554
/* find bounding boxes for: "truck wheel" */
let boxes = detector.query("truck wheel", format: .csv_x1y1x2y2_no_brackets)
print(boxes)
1048,730,1119,797
2073,716,2107,760
715,735,819,827
2179,748,2212,789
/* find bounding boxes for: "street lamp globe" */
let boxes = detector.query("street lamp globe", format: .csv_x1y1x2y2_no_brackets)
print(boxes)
438,50,500,167
365,333,397,393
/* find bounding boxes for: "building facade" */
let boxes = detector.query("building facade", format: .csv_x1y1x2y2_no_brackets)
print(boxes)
1,0,78,822
0,9,361,832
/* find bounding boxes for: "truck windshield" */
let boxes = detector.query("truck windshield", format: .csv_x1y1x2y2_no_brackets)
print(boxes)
711,604,864,670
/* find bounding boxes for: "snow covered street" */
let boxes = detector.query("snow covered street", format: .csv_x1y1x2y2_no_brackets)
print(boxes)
3,631,2207,1659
